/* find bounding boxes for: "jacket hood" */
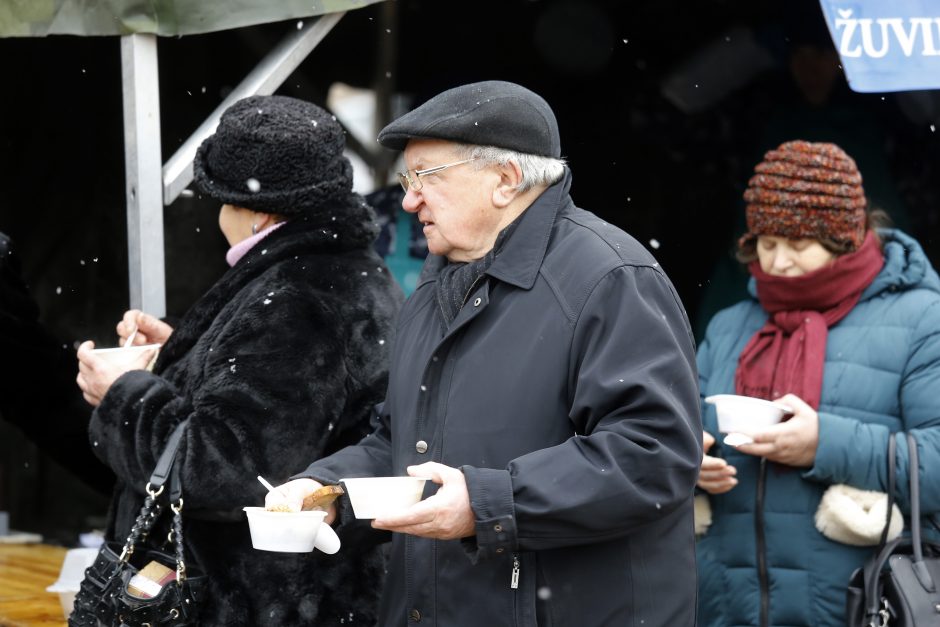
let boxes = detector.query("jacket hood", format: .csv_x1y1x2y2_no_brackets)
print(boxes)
862,228,940,299
746,229,940,301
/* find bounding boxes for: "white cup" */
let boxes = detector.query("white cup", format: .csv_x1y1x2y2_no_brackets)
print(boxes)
243,507,341,554
91,344,161,371
341,476,429,519
705,394,792,435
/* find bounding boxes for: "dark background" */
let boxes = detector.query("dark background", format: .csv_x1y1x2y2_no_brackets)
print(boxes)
2,0,939,543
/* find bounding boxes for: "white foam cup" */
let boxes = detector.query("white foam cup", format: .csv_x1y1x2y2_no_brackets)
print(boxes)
243,507,341,554
91,344,161,371
705,394,792,435
340,476,429,519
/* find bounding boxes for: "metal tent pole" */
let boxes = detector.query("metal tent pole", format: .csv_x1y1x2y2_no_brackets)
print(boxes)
120,14,344,317
121,33,166,316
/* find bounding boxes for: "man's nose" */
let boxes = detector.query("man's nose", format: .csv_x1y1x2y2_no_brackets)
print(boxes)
401,188,421,213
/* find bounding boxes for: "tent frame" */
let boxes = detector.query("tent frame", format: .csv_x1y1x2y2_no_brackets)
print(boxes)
121,13,346,316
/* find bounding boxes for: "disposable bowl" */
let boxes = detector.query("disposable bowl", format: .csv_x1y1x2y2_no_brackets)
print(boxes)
705,394,791,435
340,476,429,519
91,344,161,371
46,547,100,618
243,507,329,553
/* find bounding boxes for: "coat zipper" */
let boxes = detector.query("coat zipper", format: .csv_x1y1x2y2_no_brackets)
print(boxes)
756,458,769,627
511,554,521,589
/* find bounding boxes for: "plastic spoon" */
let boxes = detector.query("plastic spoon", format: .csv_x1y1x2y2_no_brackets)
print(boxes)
123,327,139,348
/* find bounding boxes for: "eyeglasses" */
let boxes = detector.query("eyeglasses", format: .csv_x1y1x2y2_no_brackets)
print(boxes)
397,157,477,192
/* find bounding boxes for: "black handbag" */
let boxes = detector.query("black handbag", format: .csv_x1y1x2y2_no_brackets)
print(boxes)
69,420,207,626
846,432,940,626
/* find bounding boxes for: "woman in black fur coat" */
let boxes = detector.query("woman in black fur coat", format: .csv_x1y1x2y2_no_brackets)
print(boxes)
75,95,403,625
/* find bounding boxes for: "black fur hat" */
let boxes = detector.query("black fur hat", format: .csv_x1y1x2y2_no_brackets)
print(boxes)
193,95,353,216
377,80,561,158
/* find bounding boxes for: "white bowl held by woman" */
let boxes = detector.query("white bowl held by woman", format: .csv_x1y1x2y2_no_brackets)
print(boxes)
91,343,161,371
705,394,792,435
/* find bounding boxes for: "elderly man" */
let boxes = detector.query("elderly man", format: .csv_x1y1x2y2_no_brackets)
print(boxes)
270,81,702,626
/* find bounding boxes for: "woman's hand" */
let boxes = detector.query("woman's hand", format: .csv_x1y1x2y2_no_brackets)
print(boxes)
736,393,819,467
117,309,173,346
698,431,738,494
75,340,157,406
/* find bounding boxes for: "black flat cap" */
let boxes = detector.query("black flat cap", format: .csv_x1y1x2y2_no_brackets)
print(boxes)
378,80,561,158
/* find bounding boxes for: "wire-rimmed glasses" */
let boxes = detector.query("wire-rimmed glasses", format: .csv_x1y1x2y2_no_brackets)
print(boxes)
397,157,477,192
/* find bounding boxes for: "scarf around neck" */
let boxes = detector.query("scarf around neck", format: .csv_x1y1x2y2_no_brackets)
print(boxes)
436,217,521,327
735,231,884,409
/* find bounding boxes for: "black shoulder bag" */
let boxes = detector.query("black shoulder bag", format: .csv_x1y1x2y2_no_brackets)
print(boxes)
69,420,207,626
846,432,940,626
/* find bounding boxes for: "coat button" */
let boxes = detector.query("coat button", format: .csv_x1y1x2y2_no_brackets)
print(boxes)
473,297,482,306
496,547,504,553
494,524,503,532
409,609,422,622
416,440,428,454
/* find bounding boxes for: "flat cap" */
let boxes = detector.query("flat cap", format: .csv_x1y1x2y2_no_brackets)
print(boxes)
378,80,561,158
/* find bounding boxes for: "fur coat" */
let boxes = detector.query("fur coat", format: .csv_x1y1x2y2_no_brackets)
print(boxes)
88,209,403,626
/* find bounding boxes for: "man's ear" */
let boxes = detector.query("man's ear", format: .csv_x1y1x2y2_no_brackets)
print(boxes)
492,160,524,208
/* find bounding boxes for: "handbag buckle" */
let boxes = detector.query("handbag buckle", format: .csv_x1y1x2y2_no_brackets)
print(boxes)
867,598,890,627
146,482,165,498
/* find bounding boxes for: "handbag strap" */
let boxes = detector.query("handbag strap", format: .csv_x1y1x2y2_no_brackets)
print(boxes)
906,432,936,593
118,419,191,571
877,433,897,551
148,419,190,498
863,433,898,623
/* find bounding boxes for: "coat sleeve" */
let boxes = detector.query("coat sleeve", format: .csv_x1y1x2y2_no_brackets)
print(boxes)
89,284,385,513
462,265,703,557
803,296,940,515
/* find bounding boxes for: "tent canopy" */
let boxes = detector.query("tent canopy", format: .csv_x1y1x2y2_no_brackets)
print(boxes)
0,0,382,37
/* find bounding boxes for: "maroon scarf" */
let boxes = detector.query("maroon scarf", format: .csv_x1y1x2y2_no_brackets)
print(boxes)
735,231,884,409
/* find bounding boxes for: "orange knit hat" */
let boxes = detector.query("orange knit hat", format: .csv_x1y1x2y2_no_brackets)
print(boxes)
740,141,868,251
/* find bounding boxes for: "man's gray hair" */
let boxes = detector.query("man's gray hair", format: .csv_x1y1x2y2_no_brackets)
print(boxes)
455,144,566,193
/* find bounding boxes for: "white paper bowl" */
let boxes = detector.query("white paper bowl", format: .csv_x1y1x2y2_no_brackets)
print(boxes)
243,507,339,553
705,394,792,434
46,547,100,618
341,477,429,519
92,344,160,371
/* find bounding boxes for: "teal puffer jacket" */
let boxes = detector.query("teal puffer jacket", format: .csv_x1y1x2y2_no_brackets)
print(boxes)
696,229,940,627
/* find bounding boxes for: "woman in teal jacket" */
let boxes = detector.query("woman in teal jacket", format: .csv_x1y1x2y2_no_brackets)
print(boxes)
695,140,940,627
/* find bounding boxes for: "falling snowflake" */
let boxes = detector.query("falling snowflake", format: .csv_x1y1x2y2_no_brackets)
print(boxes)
246,178,261,192
649,239,660,249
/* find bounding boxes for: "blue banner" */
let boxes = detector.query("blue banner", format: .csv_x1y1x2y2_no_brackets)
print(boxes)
818,0,940,92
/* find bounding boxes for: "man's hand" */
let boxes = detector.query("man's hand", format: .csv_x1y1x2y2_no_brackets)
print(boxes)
264,478,338,524
736,393,819,467
75,340,156,406
697,431,738,494
372,462,475,540
117,309,173,346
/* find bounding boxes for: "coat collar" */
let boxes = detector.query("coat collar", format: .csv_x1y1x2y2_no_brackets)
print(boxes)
416,168,572,290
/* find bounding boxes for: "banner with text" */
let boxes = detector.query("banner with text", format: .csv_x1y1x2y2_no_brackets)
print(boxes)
819,0,940,92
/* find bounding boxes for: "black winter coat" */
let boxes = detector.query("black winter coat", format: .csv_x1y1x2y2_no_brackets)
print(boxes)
302,171,703,627
89,209,403,626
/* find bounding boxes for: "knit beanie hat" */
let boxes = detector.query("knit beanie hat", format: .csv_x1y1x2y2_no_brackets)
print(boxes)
193,95,353,216
740,140,868,251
